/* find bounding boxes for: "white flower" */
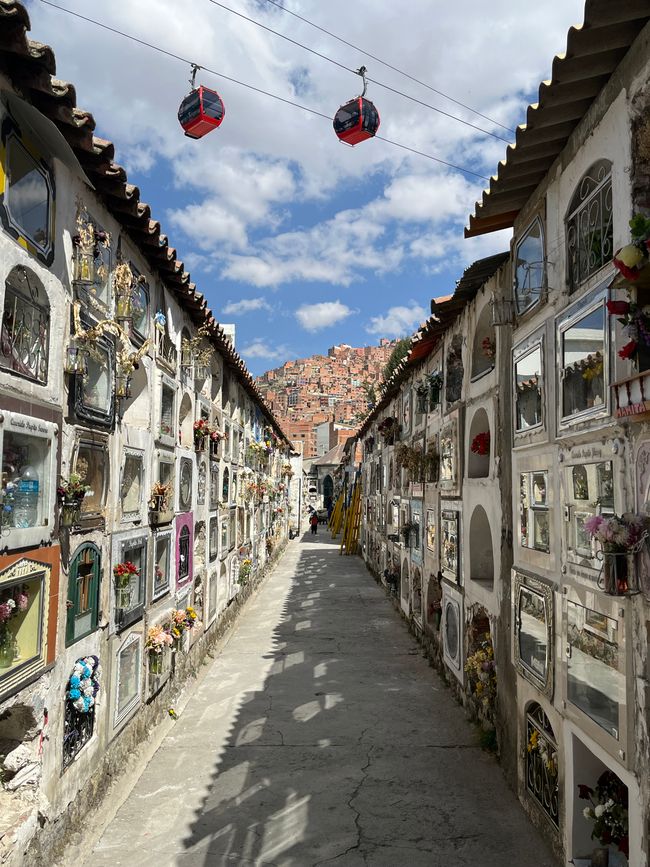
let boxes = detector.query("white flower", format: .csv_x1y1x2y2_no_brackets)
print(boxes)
80,678,91,690
83,686,94,697
595,804,606,818
73,697,85,712
73,662,84,674
583,807,594,819
605,799,614,809
6,599,15,610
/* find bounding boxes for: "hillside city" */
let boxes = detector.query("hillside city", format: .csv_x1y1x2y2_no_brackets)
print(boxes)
255,339,397,456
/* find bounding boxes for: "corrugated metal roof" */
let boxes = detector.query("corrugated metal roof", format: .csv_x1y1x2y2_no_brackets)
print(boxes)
0,0,291,444
465,0,650,238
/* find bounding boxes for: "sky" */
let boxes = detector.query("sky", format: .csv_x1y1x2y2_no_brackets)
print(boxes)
27,0,586,375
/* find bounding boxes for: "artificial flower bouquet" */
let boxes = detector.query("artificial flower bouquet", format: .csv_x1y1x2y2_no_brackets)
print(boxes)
193,418,210,446
149,481,171,512
579,770,629,859
584,513,649,554
57,473,91,505
113,561,140,588
481,336,496,359
527,728,557,778
471,431,490,456
145,623,174,654
66,655,101,714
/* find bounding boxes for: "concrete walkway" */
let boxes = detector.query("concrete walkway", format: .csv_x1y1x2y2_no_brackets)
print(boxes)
87,533,557,867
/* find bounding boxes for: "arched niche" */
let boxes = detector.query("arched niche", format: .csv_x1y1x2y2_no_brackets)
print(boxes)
323,474,334,507
469,507,494,587
525,702,560,829
121,361,149,428
471,306,496,380
445,334,463,405
178,392,193,448
2,265,50,383
468,407,490,479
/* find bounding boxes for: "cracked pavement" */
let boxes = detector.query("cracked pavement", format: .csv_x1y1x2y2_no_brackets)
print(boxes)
87,534,557,866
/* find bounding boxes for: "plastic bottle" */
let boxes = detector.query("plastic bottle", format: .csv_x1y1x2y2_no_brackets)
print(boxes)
13,466,39,529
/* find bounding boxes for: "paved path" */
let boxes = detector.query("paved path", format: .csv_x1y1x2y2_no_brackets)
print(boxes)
88,534,557,866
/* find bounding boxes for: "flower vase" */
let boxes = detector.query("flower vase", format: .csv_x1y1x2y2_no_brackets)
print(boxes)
591,848,609,867
0,638,14,669
603,553,635,595
195,437,206,453
148,653,163,676
117,584,132,611
60,503,80,529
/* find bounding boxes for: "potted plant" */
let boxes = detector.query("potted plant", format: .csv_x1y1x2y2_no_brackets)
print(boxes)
113,561,139,610
57,474,91,528
585,513,648,595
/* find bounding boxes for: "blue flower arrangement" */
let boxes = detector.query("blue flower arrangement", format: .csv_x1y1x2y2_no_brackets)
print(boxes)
66,655,101,714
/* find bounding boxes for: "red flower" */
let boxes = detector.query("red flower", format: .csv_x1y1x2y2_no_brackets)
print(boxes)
606,299,630,316
471,432,490,456
577,784,593,800
618,340,638,360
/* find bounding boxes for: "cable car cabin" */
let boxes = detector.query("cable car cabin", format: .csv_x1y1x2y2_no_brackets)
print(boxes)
333,97,380,146
178,86,225,139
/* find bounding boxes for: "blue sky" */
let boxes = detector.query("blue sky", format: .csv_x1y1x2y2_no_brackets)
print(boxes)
28,0,586,375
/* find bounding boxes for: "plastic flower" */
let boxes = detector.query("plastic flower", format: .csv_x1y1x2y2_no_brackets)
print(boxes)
15,592,29,611
606,299,631,316
618,339,638,360
0,602,12,622
613,243,646,279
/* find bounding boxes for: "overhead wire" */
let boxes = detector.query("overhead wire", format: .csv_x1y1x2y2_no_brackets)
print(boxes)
205,0,513,144
37,0,493,181
260,0,516,135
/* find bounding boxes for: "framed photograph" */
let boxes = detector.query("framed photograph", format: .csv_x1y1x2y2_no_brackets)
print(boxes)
513,572,554,697
572,465,589,500
439,408,462,496
426,509,436,552
574,511,593,557
441,509,460,583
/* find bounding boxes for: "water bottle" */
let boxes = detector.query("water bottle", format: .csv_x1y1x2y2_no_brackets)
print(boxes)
13,466,39,529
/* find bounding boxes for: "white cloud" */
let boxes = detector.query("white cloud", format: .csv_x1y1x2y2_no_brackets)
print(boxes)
240,339,292,361
366,302,428,338
222,297,271,315
295,301,355,332
33,0,585,292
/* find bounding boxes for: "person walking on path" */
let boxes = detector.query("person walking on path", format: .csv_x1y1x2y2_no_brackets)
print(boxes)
309,512,318,535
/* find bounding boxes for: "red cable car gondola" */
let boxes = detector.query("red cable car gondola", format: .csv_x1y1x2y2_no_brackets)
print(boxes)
333,66,380,146
178,64,225,139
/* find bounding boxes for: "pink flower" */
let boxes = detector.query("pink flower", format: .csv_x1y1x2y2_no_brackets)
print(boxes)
584,514,604,537
15,593,29,611
0,602,12,622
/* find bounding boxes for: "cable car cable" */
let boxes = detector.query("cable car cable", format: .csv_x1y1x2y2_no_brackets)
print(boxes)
205,0,512,144
37,0,491,180
260,0,515,135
